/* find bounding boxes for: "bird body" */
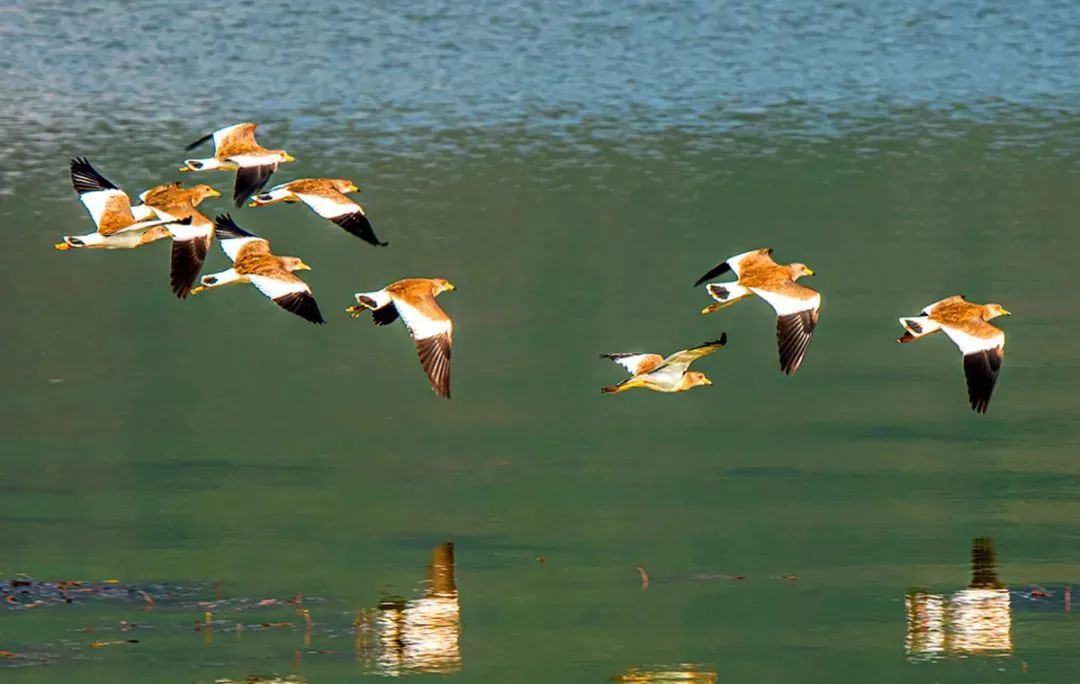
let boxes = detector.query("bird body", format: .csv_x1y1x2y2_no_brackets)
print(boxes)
248,178,386,246
696,248,820,375
129,182,221,298
180,123,294,207
601,335,727,394
55,158,190,251
191,214,324,324
898,295,1010,413
347,278,456,398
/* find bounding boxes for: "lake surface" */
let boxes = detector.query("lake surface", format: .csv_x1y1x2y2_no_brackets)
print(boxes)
2,1,1079,681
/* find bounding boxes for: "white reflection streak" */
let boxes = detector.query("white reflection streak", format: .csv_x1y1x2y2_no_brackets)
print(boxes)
905,538,1012,660
357,542,461,676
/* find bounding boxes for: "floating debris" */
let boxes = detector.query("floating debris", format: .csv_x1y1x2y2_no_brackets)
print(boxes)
88,639,139,648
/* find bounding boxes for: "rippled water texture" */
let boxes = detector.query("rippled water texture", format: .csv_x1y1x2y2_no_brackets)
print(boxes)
2,1,1080,682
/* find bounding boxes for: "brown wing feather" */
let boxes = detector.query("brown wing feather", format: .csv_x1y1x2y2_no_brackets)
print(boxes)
415,333,452,398
141,183,184,207
233,250,288,277
232,239,272,263
285,178,336,194
97,194,138,235
216,123,262,157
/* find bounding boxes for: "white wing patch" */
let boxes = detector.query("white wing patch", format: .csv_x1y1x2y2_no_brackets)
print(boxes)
940,325,1004,355
219,236,265,262
129,204,157,221
226,153,282,168
393,297,452,341
751,287,821,316
249,274,310,301
169,217,213,242
608,354,658,376
79,189,129,229
294,192,356,219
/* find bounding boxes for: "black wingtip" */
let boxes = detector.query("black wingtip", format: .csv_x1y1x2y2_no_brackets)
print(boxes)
963,349,1001,414
69,157,119,194
330,212,387,247
692,261,732,287
776,311,817,375
233,164,276,207
274,292,326,324
213,213,257,241
184,132,214,152
169,236,210,299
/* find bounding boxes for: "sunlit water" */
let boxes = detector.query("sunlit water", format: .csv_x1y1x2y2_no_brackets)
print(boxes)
2,1,1080,682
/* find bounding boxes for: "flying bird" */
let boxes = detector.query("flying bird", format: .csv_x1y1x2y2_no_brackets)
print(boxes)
600,335,727,394
131,182,221,298
346,278,456,398
898,295,1010,413
191,214,324,324
55,158,190,251
248,178,387,247
695,248,820,375
180,123,294,207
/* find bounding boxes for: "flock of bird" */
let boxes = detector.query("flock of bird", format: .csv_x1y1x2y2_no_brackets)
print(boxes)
54,122,1010,412
54,123,456,398
602,246,1011,413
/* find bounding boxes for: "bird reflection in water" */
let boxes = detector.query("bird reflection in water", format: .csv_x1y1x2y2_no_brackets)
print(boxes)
355,542,461,675
905,537,1012,660
612,667,717,682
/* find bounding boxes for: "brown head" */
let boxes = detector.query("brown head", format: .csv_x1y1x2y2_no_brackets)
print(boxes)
188,184,222,205
788,262,815,280
983,303,1011,320
330,178,360,194
279,256,311,272
431,278,456,295
273,150,296,163
683,371,712,390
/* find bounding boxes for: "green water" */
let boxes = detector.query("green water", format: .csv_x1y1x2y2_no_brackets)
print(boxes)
4,1,1080,682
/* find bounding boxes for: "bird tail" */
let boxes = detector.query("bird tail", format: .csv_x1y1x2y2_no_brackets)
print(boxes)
601,379,638,394
897,316,940,343
701,283,752,315
247,187,292,208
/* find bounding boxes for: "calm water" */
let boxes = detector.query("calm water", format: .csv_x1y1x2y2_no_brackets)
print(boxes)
3,1,1080,682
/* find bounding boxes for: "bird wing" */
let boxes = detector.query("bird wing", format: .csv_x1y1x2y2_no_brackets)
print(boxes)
750,282,821,375
939,321,1005,413
293,189,387,246
600,353,665,376
213,214,269,262
70,158,138,235
922,295,967,315
214,122,260,156
655,334,728,373
391,292,453,398
231,163,278,207
248,273,325,325
693,248,772,286
166,212,213,299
